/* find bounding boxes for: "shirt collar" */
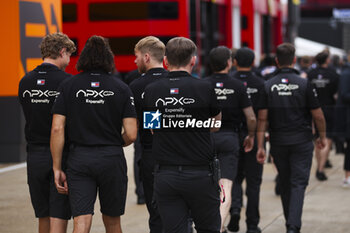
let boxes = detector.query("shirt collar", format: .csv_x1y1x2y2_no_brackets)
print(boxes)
276,67,300,75
167,71,192,79
145,67,166,75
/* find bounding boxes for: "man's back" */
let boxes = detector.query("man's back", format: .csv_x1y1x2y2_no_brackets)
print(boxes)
129,67,168,146
144,71,220,165
53,70,135,146
307,67,339,106
265,68,319,145
18,63,70,144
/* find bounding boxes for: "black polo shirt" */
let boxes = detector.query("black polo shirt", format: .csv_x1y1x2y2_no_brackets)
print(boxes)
129,68,168,147
204,73,251,130
233,71,266,115
52,70,136,146
18,63,71,145
144,71,221,166
307,67,339,106
264,68,320,145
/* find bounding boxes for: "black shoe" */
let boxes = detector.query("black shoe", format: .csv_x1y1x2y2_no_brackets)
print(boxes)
227,213,240,232
247,226,261,233
316,170,328,181
137,196,146,205
286,225,300,233
325,159,333,168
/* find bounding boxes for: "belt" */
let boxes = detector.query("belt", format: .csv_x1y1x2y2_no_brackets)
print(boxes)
158,164,210,171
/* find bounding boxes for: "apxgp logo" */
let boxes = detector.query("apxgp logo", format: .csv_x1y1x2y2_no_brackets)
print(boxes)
155,97,195,107
76,90,114,98
22,90,59,98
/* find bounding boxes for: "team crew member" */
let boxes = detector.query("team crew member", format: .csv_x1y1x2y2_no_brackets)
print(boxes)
18,32,75,233
256,43,326,233
50,36,137,233
229,47,266,233
129,36,168,233
204,46,256,233
144,37,222,233
307,51,339,181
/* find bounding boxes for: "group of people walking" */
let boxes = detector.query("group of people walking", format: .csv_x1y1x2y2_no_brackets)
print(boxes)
18,32,350,233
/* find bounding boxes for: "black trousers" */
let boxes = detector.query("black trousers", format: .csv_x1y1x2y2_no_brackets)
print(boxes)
154,168,221,233
231,134,263,227
134,136,144,198
270,141,314,229
345,139,350,171
141,147,163,233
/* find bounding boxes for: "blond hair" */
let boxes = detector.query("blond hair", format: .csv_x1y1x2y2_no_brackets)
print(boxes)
40,32,76,59
134,36,165,63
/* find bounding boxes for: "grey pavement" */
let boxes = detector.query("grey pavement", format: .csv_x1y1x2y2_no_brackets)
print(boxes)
0,145,349,233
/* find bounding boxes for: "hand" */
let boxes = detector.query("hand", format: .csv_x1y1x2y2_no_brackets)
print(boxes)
315,137,327,149
243,135,254,152
53,169,68,195
256,147,266,164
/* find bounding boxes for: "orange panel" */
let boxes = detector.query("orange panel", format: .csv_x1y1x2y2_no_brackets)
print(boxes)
0,0,20,96
25,23,47,37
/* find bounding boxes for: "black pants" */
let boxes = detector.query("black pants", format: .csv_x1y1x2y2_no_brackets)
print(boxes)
231,134,263,227
134,136,144,198
154,168,221,233
141,147,163,233
270,141,314,229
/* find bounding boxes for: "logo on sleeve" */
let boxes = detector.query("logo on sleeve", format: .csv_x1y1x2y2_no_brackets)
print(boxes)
143,110,162,129
91,82,100,87
37,79,45,85
170,88,179,94
216,82,223,88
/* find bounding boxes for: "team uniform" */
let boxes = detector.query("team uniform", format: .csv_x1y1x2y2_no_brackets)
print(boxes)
231,71,266,229
144,71,221,233
204,73,251,181
264,68,320,230
18,63,71,219
307,67,339,138
52,70,136,217
130,67,168,233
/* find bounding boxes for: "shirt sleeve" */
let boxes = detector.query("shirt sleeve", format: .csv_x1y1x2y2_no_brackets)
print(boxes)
122,86,137,118
238,84,252,109
306,81,321,110
257,83,268,110
51,82,67,116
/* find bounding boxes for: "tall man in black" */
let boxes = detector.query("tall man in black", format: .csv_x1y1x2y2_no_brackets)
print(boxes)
204,46,256,233
229,47,266,233
50,36,137,233
130,36,168,233
144,37,222,233
18,32,75,233
307,51,339,181
256,43,326,233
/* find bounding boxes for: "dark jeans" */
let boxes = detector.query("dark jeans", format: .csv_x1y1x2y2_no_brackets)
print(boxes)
154,168,221,233
270,141,314,229
141,147,163,233
345,139,350,171
231,135,263,227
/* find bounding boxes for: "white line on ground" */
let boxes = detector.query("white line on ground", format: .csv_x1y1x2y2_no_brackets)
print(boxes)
0,162,26,174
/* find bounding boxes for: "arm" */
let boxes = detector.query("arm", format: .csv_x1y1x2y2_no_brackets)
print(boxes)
311,108,327,149
256,109,268,164
50,114,68,194
242,106,257,152
122,117,137,147
210,112,222,132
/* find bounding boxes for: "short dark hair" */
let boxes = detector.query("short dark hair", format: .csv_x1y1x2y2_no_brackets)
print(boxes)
209,46,232,72
40,32,76,59
165,37,197,67
76,35,115,73
235,47,255,68
276,43,295,66
315,51,329,65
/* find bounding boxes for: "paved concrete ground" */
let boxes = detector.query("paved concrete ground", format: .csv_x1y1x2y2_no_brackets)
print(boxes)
0,145,349,233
